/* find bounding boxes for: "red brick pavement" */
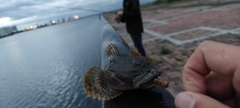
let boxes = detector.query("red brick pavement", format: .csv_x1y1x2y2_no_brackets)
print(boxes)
148,7,240,35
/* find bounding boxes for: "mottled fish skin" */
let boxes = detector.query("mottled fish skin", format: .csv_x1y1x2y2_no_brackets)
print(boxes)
83,43,169,101
104,54,160,90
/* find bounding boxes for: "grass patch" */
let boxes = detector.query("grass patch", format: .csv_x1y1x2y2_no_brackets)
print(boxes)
175,57,184,62
150,52,156,55
163,39,172,43
150,59,162,65
161,46,172,54
235,35,240,40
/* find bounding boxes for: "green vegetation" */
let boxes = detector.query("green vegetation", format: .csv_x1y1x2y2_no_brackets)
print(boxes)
235,35,240,40
175,57,184,62
150,59,162,65
161,46,172,54
163,39,171,43
150,52,156,55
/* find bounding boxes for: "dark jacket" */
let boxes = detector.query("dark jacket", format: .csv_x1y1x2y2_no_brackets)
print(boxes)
120,0,144,34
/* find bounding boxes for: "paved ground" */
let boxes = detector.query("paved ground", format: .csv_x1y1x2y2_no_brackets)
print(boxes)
103,1,240,97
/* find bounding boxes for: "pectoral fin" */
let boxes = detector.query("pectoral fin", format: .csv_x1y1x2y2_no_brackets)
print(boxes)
153,76,170,88
129,50,141,56
83,67,122,101
106,43,119,56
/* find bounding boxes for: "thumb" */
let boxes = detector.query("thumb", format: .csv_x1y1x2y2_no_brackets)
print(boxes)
175,92,229,108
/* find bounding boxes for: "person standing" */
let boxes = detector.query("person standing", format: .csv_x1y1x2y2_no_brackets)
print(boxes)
114,0,146,56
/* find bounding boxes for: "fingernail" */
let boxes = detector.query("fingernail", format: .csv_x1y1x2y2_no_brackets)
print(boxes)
175,92,195,108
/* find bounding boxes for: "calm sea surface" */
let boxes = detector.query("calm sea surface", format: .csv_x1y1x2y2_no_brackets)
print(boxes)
0,15,103,108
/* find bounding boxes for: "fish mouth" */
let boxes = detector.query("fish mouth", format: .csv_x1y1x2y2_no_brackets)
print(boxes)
133,69,162,88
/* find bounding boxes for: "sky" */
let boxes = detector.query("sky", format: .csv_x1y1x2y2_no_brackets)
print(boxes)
0,0,154,30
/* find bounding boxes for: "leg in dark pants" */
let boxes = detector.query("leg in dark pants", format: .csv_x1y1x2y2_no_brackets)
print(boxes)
129,33,146,56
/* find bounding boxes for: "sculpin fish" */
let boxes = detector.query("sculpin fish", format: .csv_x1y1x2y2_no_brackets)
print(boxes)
83,43,169,101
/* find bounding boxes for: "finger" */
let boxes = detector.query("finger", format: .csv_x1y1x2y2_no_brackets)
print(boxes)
206,72,234,100
183,41,240,93
233,69,240,107
117,11,123,15
175,92,230,108
221,98,240,108
113,16,117,20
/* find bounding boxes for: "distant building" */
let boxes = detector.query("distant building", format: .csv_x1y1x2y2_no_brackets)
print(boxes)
62,18,67,23
0,26,18,37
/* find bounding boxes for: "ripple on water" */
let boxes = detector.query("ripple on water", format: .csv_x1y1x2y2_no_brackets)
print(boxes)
0,15,103,108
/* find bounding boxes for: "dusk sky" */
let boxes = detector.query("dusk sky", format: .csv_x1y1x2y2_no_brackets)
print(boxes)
0,0,154,30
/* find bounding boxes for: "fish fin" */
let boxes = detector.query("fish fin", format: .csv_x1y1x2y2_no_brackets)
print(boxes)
106,43,119,56
153,76,170,88
129,50,142,56
83,67,122,101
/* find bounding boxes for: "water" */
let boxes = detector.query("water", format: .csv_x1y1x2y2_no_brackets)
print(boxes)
0,15,104,108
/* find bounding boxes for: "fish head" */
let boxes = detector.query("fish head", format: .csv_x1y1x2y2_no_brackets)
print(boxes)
104,55,162,90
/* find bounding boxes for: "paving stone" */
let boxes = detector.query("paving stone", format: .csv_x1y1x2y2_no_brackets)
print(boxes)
143,9,185,20
166,88,178,97
167,58,177,66
118,32,154,45
143,21,164,29
168,72,182,78
196,0,238,4
171,29,217,41
148,7,240,35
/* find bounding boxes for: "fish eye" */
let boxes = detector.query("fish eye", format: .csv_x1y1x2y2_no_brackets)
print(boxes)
133,62,141,68
109,60,113,64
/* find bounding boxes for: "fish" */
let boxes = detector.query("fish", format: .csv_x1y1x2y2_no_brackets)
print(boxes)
83,43,170,101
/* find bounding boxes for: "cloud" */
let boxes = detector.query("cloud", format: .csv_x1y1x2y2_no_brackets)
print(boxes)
0,0,153,29
0,16,38,28
0,17,11,22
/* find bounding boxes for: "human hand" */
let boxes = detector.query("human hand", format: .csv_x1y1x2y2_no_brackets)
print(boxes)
175,41,240,108
113,15,120,23
113,11,123,23
117,11,123,16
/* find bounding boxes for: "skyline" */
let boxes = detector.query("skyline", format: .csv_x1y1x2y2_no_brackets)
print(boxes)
0,0,155,30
